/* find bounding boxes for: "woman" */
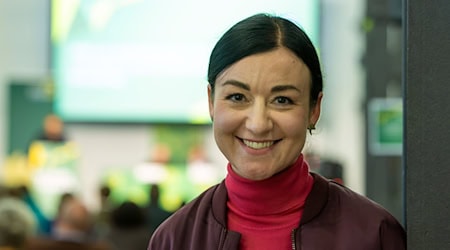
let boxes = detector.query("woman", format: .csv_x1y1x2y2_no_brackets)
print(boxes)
147,13,406,250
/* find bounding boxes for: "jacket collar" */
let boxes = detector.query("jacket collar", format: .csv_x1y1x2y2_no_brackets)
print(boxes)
300,173,329,225
212,179,229,227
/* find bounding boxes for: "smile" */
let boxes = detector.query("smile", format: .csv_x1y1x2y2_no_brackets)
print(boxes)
242,139,276,149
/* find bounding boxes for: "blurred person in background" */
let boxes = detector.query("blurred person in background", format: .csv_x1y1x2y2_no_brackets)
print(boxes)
305,153,345,185
27,113,71,169
49,192,74,233
27,114,68,168
35,113,66,142
148,13,405,249
318,160,345,185
54,192,75,220
0,196,36,250
9,186,51,236
103,201,152,250
94,185,114,238
25,197,109,250
144,184,172,233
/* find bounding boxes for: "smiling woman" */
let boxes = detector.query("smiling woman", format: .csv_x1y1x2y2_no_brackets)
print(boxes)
147,13,406,250
209,47,319,181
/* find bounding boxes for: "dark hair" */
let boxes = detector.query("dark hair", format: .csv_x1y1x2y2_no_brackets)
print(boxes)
207,13,323,106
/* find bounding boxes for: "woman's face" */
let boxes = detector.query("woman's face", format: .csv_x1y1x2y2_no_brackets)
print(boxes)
208,47,322,180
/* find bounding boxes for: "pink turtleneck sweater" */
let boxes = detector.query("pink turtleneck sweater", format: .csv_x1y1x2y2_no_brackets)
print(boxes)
225,155,313,250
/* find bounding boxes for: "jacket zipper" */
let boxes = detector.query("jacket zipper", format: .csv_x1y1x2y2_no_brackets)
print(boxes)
291,228,297,250
219,227,227,249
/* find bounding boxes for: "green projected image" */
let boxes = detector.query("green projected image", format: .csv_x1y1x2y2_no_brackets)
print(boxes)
51,0,319,124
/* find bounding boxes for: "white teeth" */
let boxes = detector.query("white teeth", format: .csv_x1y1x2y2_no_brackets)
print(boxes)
243,140,274,149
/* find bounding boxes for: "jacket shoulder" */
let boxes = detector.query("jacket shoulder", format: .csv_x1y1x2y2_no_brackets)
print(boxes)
147,183,226,249
300,173,406,249
328,179,397,219
308,173,400,221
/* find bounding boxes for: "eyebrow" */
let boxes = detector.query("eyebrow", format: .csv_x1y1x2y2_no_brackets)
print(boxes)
271,85,301,93
222,80,301,93
222,80,250,90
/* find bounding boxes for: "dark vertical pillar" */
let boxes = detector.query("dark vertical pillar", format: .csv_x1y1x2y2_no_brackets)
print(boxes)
364,0,403,222
404,0,450,248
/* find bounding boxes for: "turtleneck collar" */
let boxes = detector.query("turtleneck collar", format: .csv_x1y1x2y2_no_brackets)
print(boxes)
225,154,313,216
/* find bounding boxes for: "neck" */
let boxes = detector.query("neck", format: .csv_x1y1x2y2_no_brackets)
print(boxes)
225,154,313,215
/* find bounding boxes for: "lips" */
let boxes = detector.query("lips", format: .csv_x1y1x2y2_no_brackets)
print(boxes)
242,139,277,149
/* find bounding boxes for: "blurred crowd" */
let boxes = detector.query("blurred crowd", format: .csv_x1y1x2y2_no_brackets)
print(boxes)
2,113,222,250
0,183,172,250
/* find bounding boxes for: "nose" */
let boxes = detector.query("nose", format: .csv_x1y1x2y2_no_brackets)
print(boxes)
245,101,273,134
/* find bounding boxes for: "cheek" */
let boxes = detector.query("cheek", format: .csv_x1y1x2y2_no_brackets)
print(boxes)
212,105,240,135
280,114,309,161
282,109,309,129
278,112,309,140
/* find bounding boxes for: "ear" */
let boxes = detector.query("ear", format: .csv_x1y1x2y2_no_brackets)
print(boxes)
207,85,214,121
309,92,323,126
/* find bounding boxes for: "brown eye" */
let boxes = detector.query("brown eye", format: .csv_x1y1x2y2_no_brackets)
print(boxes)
226,93,246,102
274,96,293,105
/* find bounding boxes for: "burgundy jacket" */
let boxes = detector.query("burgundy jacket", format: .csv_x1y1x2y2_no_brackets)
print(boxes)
148,173,406,250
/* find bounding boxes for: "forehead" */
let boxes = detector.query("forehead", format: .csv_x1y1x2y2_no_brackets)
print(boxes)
216,47,311,89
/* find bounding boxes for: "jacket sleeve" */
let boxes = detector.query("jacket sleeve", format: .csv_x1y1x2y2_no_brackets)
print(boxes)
379,217,406,250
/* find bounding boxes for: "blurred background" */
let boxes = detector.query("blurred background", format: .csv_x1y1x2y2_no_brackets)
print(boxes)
0,0,403,247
